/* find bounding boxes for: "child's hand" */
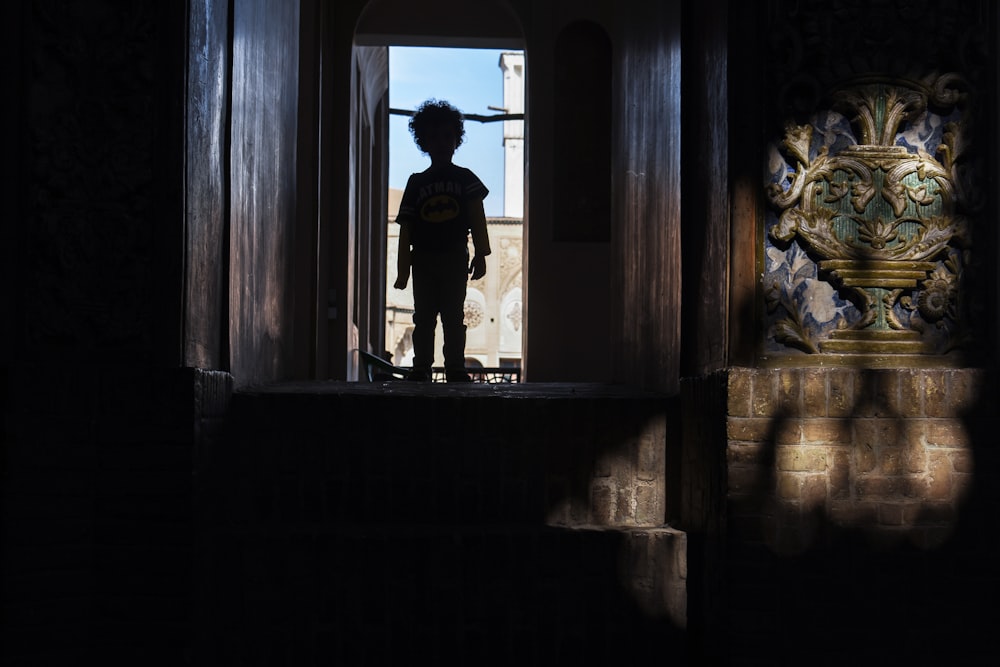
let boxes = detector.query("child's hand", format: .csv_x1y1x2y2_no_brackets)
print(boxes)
469,254,487,280
394,272,409,289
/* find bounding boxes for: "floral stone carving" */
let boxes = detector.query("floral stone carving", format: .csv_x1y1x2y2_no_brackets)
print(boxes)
765,74,973,355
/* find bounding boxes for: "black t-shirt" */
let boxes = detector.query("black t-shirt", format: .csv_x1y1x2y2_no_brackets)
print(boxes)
396,163,488,253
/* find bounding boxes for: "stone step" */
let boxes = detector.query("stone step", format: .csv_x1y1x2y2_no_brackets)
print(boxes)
206,382,673,528
195,383,688,663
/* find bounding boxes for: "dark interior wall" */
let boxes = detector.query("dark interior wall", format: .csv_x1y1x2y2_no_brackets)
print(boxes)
995,4,1000,360
292,0,323,380
1,1,21,363
3,2,199,664
228,0,301,386
6,2,186,364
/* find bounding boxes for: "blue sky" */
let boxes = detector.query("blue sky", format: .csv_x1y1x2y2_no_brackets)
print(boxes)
389,46,517,217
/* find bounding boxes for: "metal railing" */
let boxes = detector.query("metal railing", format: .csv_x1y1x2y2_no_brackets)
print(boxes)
359,350,520,384
430,368,521,384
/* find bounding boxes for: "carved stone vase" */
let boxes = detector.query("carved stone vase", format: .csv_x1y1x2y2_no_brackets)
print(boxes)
767,75,971,355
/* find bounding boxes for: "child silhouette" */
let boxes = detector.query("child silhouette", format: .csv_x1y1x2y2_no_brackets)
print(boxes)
394,99,491,382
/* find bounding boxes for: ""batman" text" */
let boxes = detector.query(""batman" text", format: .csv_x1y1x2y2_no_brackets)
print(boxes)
418,180,462,200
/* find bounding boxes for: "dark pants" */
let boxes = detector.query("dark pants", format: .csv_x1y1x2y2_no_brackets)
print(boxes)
411,249,469,371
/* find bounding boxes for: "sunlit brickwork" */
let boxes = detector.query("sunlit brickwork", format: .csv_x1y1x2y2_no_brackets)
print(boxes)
725,367,985,553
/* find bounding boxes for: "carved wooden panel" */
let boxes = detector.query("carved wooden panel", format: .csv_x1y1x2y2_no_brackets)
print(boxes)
761,0,993,360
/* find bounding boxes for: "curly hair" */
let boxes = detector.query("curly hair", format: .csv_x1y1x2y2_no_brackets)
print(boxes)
408,99,466,153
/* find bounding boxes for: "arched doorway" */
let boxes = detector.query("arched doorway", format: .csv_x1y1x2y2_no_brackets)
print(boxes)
346,0,526,380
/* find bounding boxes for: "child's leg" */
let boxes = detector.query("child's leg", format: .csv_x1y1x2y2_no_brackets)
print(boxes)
440,252,470,372
410,256,442,371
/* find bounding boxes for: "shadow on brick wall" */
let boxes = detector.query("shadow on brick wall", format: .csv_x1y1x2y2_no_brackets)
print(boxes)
710,367,1000,665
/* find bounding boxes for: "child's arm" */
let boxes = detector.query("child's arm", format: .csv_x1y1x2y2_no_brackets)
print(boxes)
394,222,412,289
468,198,491,280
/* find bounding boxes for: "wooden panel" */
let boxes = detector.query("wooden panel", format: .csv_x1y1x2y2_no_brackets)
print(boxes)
228,0,301,386
185,0,231,370
680,0,731,376
727,1,763,368
612,1,682,393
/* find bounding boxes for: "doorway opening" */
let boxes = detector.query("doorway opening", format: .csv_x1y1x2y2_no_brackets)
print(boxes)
383,46,525,381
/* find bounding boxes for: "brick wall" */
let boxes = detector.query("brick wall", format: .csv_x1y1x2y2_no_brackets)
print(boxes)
683,366,1000,665
726,367,983,553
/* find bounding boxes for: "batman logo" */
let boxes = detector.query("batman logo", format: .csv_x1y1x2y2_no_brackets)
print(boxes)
421,195,460,223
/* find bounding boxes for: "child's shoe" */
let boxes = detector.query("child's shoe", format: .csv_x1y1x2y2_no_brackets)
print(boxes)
407,368,432,382
446,369,472,383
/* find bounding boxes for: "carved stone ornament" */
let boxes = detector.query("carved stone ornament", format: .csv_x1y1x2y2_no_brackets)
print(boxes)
765,73,974,355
